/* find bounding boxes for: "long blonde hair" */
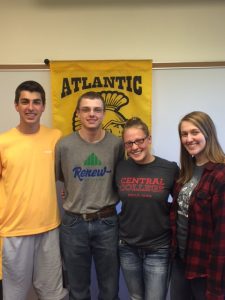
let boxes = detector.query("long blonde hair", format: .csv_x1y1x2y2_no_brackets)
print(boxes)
178,111,225,184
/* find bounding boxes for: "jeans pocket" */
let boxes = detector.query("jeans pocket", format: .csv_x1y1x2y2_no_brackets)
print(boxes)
101,215,118,226
61,213,81,227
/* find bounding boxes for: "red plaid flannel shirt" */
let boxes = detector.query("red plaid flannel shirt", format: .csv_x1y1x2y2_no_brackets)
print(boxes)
170,162,225,300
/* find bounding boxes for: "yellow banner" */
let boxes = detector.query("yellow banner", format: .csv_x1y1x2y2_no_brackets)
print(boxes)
50,60,152,137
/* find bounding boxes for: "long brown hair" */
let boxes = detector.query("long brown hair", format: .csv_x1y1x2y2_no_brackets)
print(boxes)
178,111,225,184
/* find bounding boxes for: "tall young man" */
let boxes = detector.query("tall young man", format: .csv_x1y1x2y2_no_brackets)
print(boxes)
0,81,67,300
56,91,124,300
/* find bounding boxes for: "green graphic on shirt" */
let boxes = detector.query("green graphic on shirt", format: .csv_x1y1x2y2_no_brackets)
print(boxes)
84,153,102,166
73,153,111,181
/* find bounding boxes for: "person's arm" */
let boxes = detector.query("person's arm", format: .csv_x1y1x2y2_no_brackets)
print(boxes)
170,180,180,258
206,169,225,300
55,140,64,182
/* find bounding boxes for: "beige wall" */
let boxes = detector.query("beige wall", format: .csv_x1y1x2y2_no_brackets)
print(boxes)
1,0,225,64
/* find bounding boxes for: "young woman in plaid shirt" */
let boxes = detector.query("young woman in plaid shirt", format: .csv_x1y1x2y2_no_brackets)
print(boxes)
170,111,225,300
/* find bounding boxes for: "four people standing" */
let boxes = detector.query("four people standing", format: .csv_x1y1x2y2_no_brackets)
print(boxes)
55,91,124,300
170,111,225,300
1,82,225,300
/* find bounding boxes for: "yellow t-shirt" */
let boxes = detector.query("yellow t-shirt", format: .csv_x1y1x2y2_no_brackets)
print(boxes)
0,126,62,237
0,238,2,279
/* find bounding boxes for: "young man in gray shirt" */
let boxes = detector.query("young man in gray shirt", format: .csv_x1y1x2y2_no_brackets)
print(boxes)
55,91,124,300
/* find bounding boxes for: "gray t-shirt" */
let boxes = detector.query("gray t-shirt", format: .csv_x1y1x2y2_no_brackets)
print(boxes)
55,131,124,213
176,165,204,258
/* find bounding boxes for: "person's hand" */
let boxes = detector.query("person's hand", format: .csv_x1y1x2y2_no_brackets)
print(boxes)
61,188,66,200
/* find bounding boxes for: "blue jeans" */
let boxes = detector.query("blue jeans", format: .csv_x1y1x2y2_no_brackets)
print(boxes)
60,213,119,300
119,240,170,300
